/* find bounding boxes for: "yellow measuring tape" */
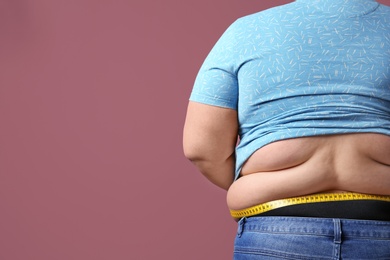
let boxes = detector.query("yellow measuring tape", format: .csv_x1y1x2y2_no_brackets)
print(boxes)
230,192,390,218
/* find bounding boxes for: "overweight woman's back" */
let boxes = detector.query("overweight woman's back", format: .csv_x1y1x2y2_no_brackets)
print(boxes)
183,0,390,258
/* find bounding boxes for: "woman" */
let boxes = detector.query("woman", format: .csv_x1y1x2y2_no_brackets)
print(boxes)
183,0,390,259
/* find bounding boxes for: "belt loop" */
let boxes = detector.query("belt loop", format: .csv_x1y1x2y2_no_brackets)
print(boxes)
333,219,342,244
237,217,246,238
333,219,342,259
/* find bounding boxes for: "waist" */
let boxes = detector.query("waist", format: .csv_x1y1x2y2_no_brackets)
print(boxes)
230,192,390,221
227,133,390,210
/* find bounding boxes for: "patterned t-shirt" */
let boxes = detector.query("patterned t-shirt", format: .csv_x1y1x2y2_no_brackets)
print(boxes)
189,0,390,179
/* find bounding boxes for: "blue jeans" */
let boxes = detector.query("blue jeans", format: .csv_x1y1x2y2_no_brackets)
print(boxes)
234,217,390,260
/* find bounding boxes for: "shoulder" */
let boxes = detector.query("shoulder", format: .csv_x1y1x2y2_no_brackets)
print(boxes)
377,3,390,18
235,2,302,25
228,2,306,35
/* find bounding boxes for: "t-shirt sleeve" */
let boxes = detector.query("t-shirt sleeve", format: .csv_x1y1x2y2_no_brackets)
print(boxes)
189,20,241,110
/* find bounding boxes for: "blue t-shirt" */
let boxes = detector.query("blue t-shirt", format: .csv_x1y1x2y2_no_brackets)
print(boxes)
189,0,390,179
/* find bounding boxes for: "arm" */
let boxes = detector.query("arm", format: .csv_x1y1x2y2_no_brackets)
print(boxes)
183,101,238,190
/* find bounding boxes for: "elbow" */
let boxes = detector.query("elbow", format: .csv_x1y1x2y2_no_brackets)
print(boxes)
183,139,233,164
183,140,235,190
183,137,217,165
183,143,207,163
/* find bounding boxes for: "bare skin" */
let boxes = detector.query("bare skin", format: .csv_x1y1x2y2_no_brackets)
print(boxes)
183,102,390,213
227,133,390,210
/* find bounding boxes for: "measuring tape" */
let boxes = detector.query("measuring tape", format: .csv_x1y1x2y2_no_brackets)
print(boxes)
230,192,390,218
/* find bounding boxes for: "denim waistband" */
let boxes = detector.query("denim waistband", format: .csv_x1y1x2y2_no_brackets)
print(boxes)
238,216,390,239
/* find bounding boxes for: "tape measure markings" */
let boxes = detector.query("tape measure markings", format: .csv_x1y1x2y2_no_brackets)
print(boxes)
230,193,390,218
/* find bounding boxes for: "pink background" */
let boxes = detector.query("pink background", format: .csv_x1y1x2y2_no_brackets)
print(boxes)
1,0,389,259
